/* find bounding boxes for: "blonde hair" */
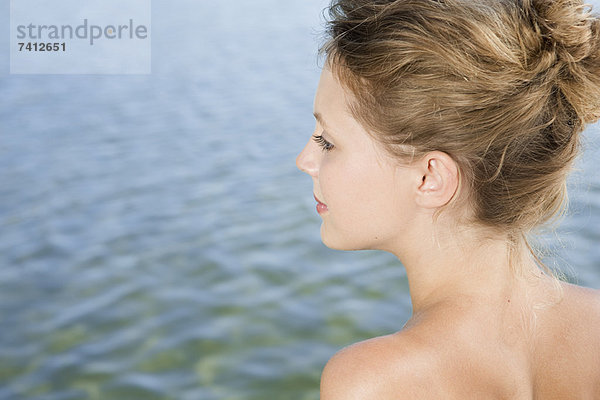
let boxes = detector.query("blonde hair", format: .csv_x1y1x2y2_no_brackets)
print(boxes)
321,0,600,269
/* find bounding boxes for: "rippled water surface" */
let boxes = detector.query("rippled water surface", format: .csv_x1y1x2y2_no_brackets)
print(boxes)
1,1,599,399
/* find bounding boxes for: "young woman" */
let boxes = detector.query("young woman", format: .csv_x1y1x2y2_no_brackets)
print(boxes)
296,0,600,398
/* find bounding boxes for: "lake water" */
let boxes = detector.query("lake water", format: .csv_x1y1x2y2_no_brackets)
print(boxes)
0,1,599,399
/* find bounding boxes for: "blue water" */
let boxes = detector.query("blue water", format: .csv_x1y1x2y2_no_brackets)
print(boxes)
0,1,599,399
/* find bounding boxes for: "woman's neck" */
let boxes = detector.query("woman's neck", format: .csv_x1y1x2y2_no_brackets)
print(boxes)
388,223,544,314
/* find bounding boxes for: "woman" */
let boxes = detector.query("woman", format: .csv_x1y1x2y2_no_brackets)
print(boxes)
296,0,600,398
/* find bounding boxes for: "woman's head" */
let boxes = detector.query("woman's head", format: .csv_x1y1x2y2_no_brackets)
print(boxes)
297,67,461,252
320,0,600,239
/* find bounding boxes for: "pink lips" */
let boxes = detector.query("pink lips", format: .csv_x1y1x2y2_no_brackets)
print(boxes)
314,194,328,214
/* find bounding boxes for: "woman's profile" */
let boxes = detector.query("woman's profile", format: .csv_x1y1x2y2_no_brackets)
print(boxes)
296,0,600,398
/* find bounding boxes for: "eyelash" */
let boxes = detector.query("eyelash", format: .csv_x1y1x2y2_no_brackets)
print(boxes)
312,134,334,152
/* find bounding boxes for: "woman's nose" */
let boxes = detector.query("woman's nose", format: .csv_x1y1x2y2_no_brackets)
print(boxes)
296,138,319,177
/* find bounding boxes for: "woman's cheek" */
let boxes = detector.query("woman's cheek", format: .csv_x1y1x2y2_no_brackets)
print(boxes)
327,160,363,209
319,158,343,206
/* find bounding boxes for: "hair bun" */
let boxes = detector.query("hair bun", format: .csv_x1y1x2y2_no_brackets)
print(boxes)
530,0,595,61
526,0,600,124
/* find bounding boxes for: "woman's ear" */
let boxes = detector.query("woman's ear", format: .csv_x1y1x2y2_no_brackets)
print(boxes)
415,151,459,209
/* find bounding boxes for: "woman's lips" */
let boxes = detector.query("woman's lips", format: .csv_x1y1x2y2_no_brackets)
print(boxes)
314,194,328,214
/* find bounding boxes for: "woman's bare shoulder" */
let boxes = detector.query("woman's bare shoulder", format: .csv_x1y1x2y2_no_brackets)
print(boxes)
319,332,448,400
318,305,532,400
559,282,600,341
564,281,600,300
531,282,600,397
318,285,600,400
561,282,600,319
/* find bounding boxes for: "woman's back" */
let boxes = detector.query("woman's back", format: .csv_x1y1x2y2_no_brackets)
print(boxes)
320,280,600,399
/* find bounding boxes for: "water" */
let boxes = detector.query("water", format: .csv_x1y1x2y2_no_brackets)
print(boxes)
0,1,599,399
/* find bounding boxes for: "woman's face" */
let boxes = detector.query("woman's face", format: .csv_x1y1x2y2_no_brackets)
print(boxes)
296,68,418,252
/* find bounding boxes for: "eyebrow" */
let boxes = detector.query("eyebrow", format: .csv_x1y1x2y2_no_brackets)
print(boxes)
313,112,329,129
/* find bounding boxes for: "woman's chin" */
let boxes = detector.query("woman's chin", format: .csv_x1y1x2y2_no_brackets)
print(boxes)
320,224,345,250
320,223,395,252
320,224,366,251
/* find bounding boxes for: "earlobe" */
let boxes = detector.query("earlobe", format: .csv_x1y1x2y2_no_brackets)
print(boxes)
415,152,458,209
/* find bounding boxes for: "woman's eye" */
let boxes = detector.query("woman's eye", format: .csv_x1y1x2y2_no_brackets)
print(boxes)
312,134,334,152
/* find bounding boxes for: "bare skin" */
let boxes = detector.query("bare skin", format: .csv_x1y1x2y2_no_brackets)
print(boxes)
297,68,600,399
320,278,600,399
